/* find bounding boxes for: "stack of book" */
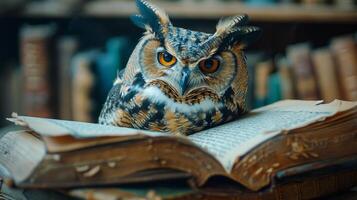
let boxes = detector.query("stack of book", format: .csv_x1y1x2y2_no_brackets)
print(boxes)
0,99,356,199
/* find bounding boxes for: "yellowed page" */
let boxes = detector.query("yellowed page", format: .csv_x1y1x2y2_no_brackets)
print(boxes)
7,113,166,138
0,131,46,183
189,100,356,172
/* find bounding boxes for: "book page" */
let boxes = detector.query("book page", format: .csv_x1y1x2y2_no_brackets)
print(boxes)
7,114,167,138
188,100,356,172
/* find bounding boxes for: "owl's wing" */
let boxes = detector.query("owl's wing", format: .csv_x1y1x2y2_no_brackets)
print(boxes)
98,69,126,124
112,68,125,85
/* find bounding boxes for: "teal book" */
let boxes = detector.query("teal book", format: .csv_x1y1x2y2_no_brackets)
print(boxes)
94,37,131,118
246,52,264,109
267,72,282,104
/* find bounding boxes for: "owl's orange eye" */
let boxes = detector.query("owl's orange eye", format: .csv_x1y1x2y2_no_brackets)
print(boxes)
158,51,177,67
199,58,220,74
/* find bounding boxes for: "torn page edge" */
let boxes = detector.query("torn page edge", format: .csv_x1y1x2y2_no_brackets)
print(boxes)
253,99,356,114
226,100,357,172
6,113,29,127
6,114,173,139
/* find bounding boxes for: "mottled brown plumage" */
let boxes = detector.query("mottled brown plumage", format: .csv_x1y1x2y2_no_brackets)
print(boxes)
99,0,260,135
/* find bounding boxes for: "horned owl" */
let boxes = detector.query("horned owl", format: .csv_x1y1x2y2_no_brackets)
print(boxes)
99,0,260,135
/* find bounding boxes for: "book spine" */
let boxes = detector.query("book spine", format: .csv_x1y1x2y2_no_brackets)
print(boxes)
71,51,97,122
287,43,319,100
277,56,295,99
20,25,56,118
254,60,273,108
57,36,78,120
245,53,264,110
266,72,282,104
312,48,341,102
331,36,357,101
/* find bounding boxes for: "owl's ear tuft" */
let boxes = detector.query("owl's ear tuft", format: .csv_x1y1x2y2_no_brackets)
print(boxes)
200,15,260,55
221,26,261,50
130,14,147,29
216,15,248,35
214,15,261,50
133,0,171,40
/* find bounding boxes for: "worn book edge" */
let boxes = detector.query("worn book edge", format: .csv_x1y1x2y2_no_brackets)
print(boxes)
3,99,357,191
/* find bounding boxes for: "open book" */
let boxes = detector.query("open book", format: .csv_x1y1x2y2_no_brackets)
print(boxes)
0,100,356,191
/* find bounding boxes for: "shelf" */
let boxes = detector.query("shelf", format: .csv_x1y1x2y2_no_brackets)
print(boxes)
20,1,357,23
84,1,357,23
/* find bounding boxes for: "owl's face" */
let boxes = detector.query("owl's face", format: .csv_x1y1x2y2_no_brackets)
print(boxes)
99,0,260,135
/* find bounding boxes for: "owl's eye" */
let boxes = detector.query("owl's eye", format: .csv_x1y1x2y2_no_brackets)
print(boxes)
158,51,177,67
199,58,220,74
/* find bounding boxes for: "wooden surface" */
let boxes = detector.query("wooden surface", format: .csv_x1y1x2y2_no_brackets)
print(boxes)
20,1,357,23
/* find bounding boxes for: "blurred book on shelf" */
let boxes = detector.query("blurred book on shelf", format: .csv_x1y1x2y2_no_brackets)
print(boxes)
93,37,131,118
331,35,357,101
20,24,56,118
71,50,98,123
277,55,295,100
287,43,319,100
57,36,79,120
254,59,273,108
245,52,264,109
311,47,341,102
246,33,357,109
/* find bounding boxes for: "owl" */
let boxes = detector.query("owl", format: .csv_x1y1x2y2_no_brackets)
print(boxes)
99,0,260,135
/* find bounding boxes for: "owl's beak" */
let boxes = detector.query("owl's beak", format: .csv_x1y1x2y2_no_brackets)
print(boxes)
179,67,190,95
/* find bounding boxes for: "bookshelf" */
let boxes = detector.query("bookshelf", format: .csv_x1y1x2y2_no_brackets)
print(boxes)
19,1,357,23
84,1,357,23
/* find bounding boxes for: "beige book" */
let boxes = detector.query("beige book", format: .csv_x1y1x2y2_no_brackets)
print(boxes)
254,60,273,102
277,56,295,99
312,48,341,102
287,43,319,100
71,52,96,122
331,35,357,101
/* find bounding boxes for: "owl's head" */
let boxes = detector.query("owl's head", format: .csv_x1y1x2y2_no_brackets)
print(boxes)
122,0,260,110
102,0,261,134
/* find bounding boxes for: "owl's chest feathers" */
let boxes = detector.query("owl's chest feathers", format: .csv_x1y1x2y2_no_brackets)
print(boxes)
109,81,239,134
120,82,223,115
140,86,223,113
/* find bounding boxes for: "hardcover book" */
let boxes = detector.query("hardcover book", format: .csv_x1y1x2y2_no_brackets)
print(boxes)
20,24,56,118
277,56,295,100
287,43,319,100
0,100,356,198
312,48,341,102
57,36,78,120
331,35,357,101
